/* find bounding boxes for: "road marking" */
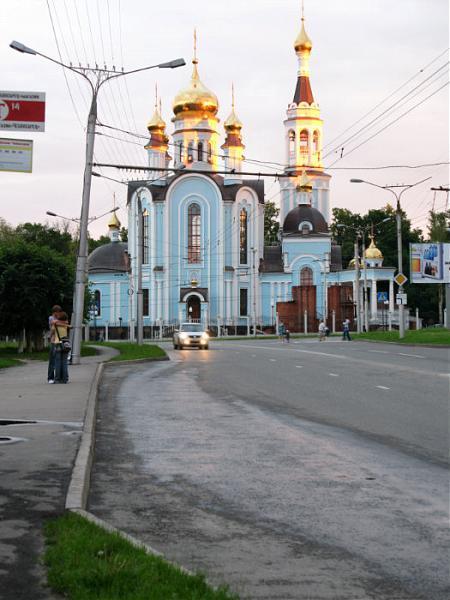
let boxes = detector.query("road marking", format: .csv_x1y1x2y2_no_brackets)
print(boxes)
295,365,303,368
398,352,423,358
270,358,277,362
376,385,390,390
368,350,389,354
329,373,339,377
251,354,256,357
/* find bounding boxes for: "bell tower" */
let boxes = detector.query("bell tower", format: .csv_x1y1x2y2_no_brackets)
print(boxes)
221,84,245,185
280,3,331,224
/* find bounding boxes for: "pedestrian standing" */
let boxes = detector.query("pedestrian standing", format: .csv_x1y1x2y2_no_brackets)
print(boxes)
53,311,71,384
285,329,290,343
318,321,326,341
342,318,352,341
47,305,62,383
279,323,285,342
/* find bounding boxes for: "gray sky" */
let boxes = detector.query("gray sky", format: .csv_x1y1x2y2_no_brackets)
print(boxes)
1,0,448,239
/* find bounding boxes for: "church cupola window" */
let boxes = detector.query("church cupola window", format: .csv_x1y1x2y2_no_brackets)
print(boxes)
176,141,183,163
207,142,212,163
288,130,296,164
298,220,313,235
239,208,248,265
313,130,320,154
300,266,313,286
300,129,309,157
188,203,201,263
187,141,194,163
197,141,204,162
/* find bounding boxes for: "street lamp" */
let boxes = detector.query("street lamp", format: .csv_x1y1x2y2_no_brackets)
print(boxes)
11,40,185,363
350,177,430,338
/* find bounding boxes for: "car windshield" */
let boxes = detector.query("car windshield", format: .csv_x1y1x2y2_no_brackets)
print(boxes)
180,323,203,332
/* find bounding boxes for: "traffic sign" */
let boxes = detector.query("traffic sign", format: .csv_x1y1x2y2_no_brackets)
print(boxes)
377,291,388,302
396,293,407,305
394,273,408,286
0,91,45,132
0,138,33,173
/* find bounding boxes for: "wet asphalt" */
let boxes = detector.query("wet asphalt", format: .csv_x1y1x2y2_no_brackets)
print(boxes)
89,339,449,600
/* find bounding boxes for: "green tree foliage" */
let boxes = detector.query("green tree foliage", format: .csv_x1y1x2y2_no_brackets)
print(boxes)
15,222,75,256
0,239,74,350
264,201,280,245
428,209,450,242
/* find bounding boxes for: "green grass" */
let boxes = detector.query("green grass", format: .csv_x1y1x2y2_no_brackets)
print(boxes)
88,341,167,361
44,512,239,600
0,343,97,369
353,328,450,345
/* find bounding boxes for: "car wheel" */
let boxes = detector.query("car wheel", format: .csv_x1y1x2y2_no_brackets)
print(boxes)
173,344,177,350
204,345,209,350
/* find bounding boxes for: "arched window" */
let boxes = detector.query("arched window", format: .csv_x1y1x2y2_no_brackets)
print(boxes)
197,141,204,162
288,130,295,164
177,141,183,163
187,141,194,162
94,290,101,317
300,129,309,157
313,130,320,154
188,203,201,263
300,266,313,286
239,208,248,264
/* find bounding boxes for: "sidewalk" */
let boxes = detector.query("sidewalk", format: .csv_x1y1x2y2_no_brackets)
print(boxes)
0,347,117,600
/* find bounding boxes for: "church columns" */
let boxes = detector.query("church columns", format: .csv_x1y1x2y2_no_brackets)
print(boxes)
371,280,378,319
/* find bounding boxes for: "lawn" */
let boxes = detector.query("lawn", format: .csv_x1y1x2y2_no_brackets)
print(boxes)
45,512,239,600
354,328,450,345
88,341,167,361
0,343,97,369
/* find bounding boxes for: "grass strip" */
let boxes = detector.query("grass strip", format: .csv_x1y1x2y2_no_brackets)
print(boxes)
44,512,239,600
0,343,97,368
353,328,450,345
88,341,167,361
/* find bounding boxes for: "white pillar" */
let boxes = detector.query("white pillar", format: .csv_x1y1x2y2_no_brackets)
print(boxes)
388,310,393,331
304,310,308,334
389,279,395,313
332,310,336,333
84,324,89,342
105,321,109,341
371,280,378,319
415,307,421,330
217,316,221,338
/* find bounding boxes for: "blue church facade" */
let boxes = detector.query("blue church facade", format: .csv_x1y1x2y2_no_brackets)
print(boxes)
88,13,397,336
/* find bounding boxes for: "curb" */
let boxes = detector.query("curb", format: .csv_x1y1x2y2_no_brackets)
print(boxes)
105,355,169,366
354,339,450,349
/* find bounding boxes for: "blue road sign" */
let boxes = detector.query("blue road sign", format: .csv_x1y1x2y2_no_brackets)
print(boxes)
377,291,388,303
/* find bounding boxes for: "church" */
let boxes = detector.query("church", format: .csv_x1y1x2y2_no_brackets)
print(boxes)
88,12,396,337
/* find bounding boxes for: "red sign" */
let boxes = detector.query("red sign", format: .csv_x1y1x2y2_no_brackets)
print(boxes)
0,91,46,132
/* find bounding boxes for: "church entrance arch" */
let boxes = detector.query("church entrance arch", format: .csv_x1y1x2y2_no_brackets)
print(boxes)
186,295,201,321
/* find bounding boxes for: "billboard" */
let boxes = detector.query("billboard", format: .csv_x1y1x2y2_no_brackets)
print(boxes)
410,243,450,283
0,91,45,132
0,138,33,173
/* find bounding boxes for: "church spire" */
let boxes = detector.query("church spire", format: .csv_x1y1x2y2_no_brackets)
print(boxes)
293,2,314,104
222,84,245,185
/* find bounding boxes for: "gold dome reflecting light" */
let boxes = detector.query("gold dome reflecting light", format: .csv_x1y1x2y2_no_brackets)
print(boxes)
108,210,121,229
173,30,218,117
147,85,166,131
224,83,242,130
365,236,383,260
294,16,312,52
348,258,364,269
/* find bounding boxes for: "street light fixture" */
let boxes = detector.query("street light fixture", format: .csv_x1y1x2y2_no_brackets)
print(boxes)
11,40,185,363
350,177,431,338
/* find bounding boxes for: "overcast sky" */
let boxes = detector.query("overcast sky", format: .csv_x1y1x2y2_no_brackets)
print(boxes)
1,0,448,239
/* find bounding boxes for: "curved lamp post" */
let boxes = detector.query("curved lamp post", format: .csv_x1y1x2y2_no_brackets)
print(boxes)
11,40,185,363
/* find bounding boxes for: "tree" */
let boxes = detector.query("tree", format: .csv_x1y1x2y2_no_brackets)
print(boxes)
0,239,74,351
15,222,75,256
264,201,280,245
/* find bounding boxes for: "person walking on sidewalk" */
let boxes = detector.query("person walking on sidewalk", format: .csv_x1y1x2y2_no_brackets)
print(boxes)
47,305,62,383
342,318,352,341
53,311,71,384
318,321,326,341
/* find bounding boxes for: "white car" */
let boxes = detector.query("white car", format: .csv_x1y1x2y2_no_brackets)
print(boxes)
173,323,210,350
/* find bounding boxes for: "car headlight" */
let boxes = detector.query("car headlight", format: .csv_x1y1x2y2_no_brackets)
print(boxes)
179,333,188,340
201,333,209,340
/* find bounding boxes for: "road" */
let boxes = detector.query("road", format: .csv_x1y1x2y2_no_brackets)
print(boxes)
89,339,449,600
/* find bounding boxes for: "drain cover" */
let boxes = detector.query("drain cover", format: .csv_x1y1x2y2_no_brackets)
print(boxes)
0,420,37,426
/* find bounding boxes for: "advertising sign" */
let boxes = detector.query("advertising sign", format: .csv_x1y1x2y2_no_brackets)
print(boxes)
0,91,45,132
410,243,450,283
0,138,33,173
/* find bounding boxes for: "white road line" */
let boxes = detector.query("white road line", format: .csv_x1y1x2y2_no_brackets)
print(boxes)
368,350,389,354
270,358,277,362
329,373,339,377
376,385,390,390
296,365,303,368
398,353,423,358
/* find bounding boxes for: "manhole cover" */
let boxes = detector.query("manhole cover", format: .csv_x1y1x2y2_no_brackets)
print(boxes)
0,420,37,426
0,436,26,445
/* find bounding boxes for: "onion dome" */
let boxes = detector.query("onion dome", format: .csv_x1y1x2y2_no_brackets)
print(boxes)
224,85,242,131
294,17,312,52
173,31,218,117
283,205,328,235
147,105,166,133
108,210,121,229
364,235,383,260
88,242,129,274
296,170,313,192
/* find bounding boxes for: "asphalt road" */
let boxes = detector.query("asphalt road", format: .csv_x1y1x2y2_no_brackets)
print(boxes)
90,339,449,600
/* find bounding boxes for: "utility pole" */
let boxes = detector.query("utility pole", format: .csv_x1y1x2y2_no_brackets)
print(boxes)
354,238,361,333
10,40,185,363
136,192,144,346
361,230,369,332
431,186,450,328
251,247,257,336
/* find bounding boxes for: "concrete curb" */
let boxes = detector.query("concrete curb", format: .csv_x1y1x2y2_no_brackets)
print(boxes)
65,362,104,510
105,355,169,367
354,339,450,349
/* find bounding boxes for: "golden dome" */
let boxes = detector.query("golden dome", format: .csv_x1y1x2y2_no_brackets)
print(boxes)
224,84,242,130
295,18,312,52
173,32,218,117
108,210,121,229
365,236,383,260
348,258,364,269
147,107,166,132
